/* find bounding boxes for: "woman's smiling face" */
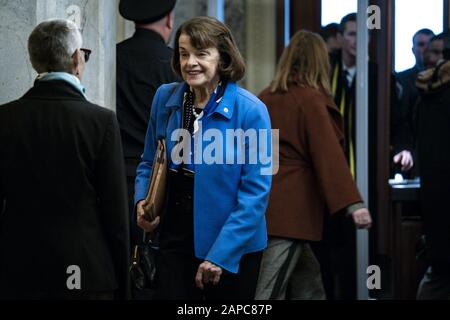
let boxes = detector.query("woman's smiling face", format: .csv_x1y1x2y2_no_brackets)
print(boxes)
178,33,221,90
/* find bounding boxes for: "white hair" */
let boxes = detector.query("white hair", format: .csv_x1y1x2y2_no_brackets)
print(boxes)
28,19,82,73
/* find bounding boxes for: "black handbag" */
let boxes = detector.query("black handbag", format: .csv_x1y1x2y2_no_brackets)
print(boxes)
130,232,158,291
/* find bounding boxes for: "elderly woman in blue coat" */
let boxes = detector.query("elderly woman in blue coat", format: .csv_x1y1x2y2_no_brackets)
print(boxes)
134,16,272,300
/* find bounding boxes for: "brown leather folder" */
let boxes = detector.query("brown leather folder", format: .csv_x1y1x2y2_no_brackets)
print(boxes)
143,139,167,220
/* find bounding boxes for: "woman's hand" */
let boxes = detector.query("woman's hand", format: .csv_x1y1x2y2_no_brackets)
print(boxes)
136,200,160,233
351,208,372,229
195,261,223,290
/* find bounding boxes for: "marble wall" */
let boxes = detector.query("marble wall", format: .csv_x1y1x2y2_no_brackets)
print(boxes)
171,0,207,48
225,0,246,64
1,0,276,107
0,0,117,109
244,0,276,95
0,0,37,104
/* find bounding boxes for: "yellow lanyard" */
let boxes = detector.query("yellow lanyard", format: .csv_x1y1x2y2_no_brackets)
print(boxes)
349,101,355,178
332,63,339,96
332,64,355,179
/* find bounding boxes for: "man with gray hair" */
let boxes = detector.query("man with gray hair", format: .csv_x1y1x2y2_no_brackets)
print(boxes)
0,19,130,299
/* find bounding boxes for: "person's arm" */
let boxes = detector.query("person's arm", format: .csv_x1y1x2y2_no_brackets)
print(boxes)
95,111,130,299
393,150,414,172
391,76,414,171
345,203,372,229
304,99,372,228
134,88,162,206
203,100,272,275
134,85,169,233
304,98,364,216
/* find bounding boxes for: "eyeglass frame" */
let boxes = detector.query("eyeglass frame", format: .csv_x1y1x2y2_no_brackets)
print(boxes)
79,48,92,62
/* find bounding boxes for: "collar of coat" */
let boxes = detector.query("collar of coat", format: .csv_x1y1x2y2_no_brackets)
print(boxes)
133,27,165,44
36,72,86,98
164,81,237,120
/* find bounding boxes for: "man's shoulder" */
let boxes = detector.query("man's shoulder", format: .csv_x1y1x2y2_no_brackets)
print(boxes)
0,98,20,110
0,95,115,130
398,66,417,75
397,67,418,81
117,34,172,56
85,101,115,118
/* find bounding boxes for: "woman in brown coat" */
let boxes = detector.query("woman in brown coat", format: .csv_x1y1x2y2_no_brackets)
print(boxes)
255,30,372,300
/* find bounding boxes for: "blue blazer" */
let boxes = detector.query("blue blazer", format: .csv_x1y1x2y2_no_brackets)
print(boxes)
135,81,272,273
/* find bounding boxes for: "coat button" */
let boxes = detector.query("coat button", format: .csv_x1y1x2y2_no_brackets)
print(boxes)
224,107,229,113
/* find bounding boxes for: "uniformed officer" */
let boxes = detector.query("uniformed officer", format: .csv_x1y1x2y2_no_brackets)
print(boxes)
116,0,179,250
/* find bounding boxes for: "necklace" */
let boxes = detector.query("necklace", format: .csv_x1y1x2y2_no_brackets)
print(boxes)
192,105,202,118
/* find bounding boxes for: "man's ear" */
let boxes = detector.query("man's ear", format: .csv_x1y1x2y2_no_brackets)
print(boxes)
167,11,174,31
72,49,82,75
72,49,81,69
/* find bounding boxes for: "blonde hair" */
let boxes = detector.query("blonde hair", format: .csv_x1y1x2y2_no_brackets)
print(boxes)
270,30,332,96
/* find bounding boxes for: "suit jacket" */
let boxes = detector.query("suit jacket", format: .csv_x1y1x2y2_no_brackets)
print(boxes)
329,50,378,212
135,82,272,273
117,28,179,175
417,62,450,270
259,86,362,241
392,66,419,155
329,50,378,179
0,80,130,299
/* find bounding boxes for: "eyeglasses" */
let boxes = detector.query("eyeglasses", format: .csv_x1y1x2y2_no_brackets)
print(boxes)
80,48,92,62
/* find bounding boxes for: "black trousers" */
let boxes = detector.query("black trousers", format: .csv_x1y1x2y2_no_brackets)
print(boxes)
155,171,262,300
156,249,262,300
310,213,356,300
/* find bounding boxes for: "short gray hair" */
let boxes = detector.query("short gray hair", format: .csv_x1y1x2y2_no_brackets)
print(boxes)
28,19,82,73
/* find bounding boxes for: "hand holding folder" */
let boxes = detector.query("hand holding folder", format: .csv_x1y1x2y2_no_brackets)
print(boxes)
142,139,168,221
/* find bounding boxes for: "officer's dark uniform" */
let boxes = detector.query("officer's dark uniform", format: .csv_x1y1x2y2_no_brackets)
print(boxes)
116,0,178,248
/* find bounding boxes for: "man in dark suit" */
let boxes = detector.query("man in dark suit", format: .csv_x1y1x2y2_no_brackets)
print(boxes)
415,36,450,299
116,0,179,249
311,13,379,300
392,29,434,177
313,13,409,300
397,29,434,110
0,19,130,299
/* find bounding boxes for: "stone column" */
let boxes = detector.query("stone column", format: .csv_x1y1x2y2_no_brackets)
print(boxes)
225,0,247,88
244,0,276,95
116,0,134,44
0,0,37,104
0,0,117,110
171,0,207,47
